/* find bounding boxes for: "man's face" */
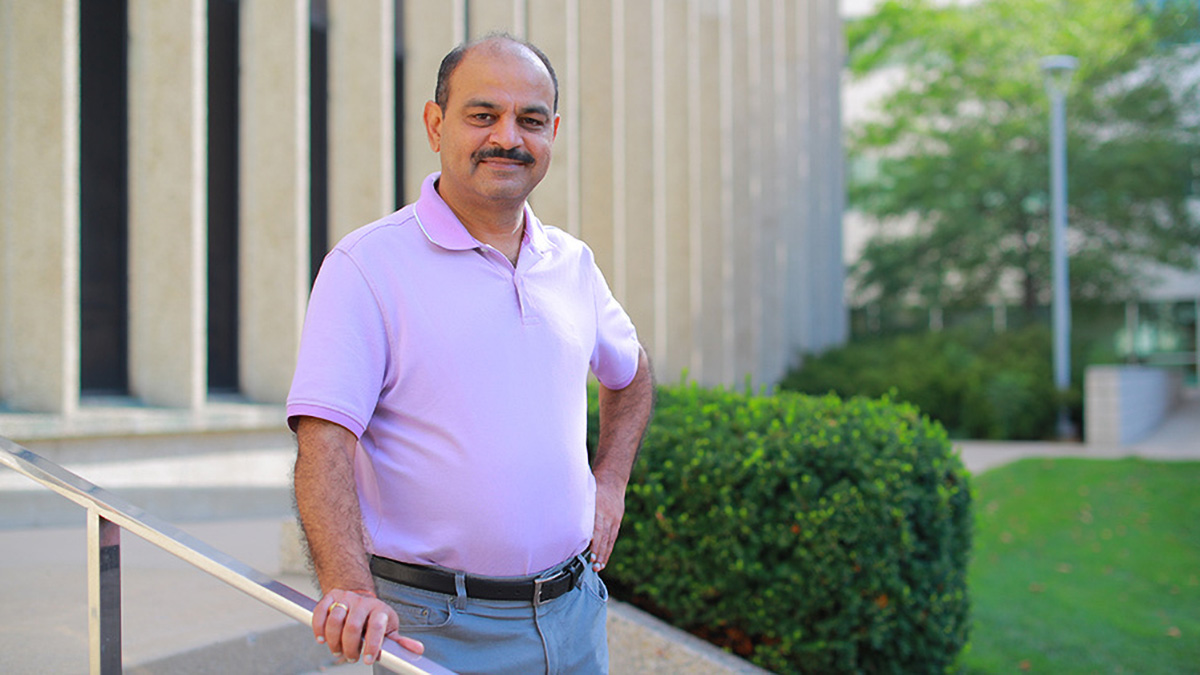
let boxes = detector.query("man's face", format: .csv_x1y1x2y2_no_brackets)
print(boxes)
424,42,559,209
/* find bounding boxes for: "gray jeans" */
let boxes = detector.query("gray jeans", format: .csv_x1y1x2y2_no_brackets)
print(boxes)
373,554,609,675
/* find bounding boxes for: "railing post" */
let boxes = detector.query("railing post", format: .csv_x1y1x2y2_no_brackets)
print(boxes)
87,510,122,674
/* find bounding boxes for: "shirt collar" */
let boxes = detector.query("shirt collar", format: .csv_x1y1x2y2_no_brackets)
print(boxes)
414,172,551,255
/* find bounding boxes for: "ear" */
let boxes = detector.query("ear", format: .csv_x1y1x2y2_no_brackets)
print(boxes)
551,114,560,142
423,100,444,152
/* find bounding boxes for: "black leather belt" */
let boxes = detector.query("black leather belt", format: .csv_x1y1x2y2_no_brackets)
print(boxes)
370,554,586,606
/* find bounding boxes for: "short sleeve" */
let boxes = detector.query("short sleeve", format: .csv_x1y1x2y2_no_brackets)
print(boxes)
286,250,391,437
588,257,641,390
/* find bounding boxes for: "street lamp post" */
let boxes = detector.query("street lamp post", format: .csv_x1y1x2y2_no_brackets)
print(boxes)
1041,55,1078,440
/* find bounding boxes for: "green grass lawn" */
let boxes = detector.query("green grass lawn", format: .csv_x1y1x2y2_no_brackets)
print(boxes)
964,458,1200,674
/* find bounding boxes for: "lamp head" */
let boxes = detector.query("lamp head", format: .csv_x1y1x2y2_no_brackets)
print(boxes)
1040,55,1078,95
1040,55,1078,75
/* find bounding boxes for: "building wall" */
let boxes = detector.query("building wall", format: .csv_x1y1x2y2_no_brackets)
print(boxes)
0,0,845,418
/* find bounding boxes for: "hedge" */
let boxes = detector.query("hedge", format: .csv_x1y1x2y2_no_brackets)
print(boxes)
777,325,1075,440
589,384,972,674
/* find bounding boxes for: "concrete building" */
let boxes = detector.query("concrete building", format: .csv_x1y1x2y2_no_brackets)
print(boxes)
0,0,846,427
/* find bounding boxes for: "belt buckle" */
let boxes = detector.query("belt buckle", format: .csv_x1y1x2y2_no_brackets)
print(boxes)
533,576,550,606
533,566,571,606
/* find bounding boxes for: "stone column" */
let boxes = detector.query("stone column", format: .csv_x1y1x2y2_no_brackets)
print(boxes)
238,0,310,403
728,0,758,385
403,0,465,203
618,0,658,358
0,0,80,414
691,0,734,386
659,0,694,381
327,0,395,243
813,0,846,349
577,0,617,277
527,0,576,236
687,0,708,381
787,0,815,359
758,0,784,384
827,0,848,346
469,0,526,38
127,0,207,409
775,0,796,367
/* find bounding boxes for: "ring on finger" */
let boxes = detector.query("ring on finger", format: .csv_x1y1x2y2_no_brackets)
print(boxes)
329,601,349,614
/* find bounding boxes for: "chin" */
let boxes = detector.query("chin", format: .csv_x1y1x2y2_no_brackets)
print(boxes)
481,186,535,203
477,175,540,200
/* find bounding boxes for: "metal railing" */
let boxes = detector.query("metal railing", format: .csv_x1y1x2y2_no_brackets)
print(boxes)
0,435,454,675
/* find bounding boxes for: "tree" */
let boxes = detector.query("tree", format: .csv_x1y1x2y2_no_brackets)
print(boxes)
846,0,1200,312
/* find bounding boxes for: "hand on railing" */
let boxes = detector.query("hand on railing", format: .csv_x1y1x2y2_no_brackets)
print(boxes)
313,588,425,667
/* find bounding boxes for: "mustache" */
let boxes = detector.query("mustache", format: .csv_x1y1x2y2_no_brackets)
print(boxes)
472,147,535,165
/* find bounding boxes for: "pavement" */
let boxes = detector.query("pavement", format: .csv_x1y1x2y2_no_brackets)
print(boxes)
0,516,767,675
954,385,1200,474
0,389,1196,673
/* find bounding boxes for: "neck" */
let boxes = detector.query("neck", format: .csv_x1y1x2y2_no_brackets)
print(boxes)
449,201,525,256
454,204,525,245
436,182,526,263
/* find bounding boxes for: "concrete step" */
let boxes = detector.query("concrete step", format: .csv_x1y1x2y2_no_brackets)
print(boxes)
0,429,297,529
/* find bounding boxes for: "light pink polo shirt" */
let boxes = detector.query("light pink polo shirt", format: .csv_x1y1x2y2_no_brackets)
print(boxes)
287,173,641,577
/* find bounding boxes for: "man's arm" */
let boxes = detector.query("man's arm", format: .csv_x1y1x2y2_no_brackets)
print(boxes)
293,416,423,665
590,345,655,571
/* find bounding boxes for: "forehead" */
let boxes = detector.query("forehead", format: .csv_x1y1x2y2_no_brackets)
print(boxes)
447,42,555,108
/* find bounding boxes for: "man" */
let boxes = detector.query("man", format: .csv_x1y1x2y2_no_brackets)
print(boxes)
288,34,654,674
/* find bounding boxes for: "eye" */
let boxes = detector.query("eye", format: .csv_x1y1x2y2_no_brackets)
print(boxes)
470,113,495,124
521,117,546,129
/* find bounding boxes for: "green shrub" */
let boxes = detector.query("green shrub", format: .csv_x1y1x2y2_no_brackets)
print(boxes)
962,328,1059,439
778,325,1077,440
590,384,972,674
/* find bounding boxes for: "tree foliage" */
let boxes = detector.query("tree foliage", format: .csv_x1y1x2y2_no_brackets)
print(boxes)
847,0,1200,310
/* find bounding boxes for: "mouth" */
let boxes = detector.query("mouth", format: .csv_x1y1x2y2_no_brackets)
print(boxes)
478,157,526,168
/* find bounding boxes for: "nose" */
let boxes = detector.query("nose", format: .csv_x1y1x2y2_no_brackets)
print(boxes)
489,115,522,149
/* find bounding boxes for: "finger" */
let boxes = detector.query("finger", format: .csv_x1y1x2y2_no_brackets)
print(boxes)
590,518,608,555
340,604,369,662
591,492,624,570
593,543,612,570
360,610,390,665
589,533,607,570
311,596,332,644
324,600,350,656
590,528,609,564
591,523,618,570
387,630,426,656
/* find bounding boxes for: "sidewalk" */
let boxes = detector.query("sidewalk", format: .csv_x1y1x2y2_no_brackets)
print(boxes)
0,516,766,675
955,386,1200,474
0,517,329,673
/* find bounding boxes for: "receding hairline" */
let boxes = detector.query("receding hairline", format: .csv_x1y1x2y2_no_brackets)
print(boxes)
434,33,560,113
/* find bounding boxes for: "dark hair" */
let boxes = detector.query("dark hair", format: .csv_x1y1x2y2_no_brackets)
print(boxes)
435,32,559,113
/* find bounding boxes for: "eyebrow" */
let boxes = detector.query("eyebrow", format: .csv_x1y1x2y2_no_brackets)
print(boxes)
463,98,551,119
